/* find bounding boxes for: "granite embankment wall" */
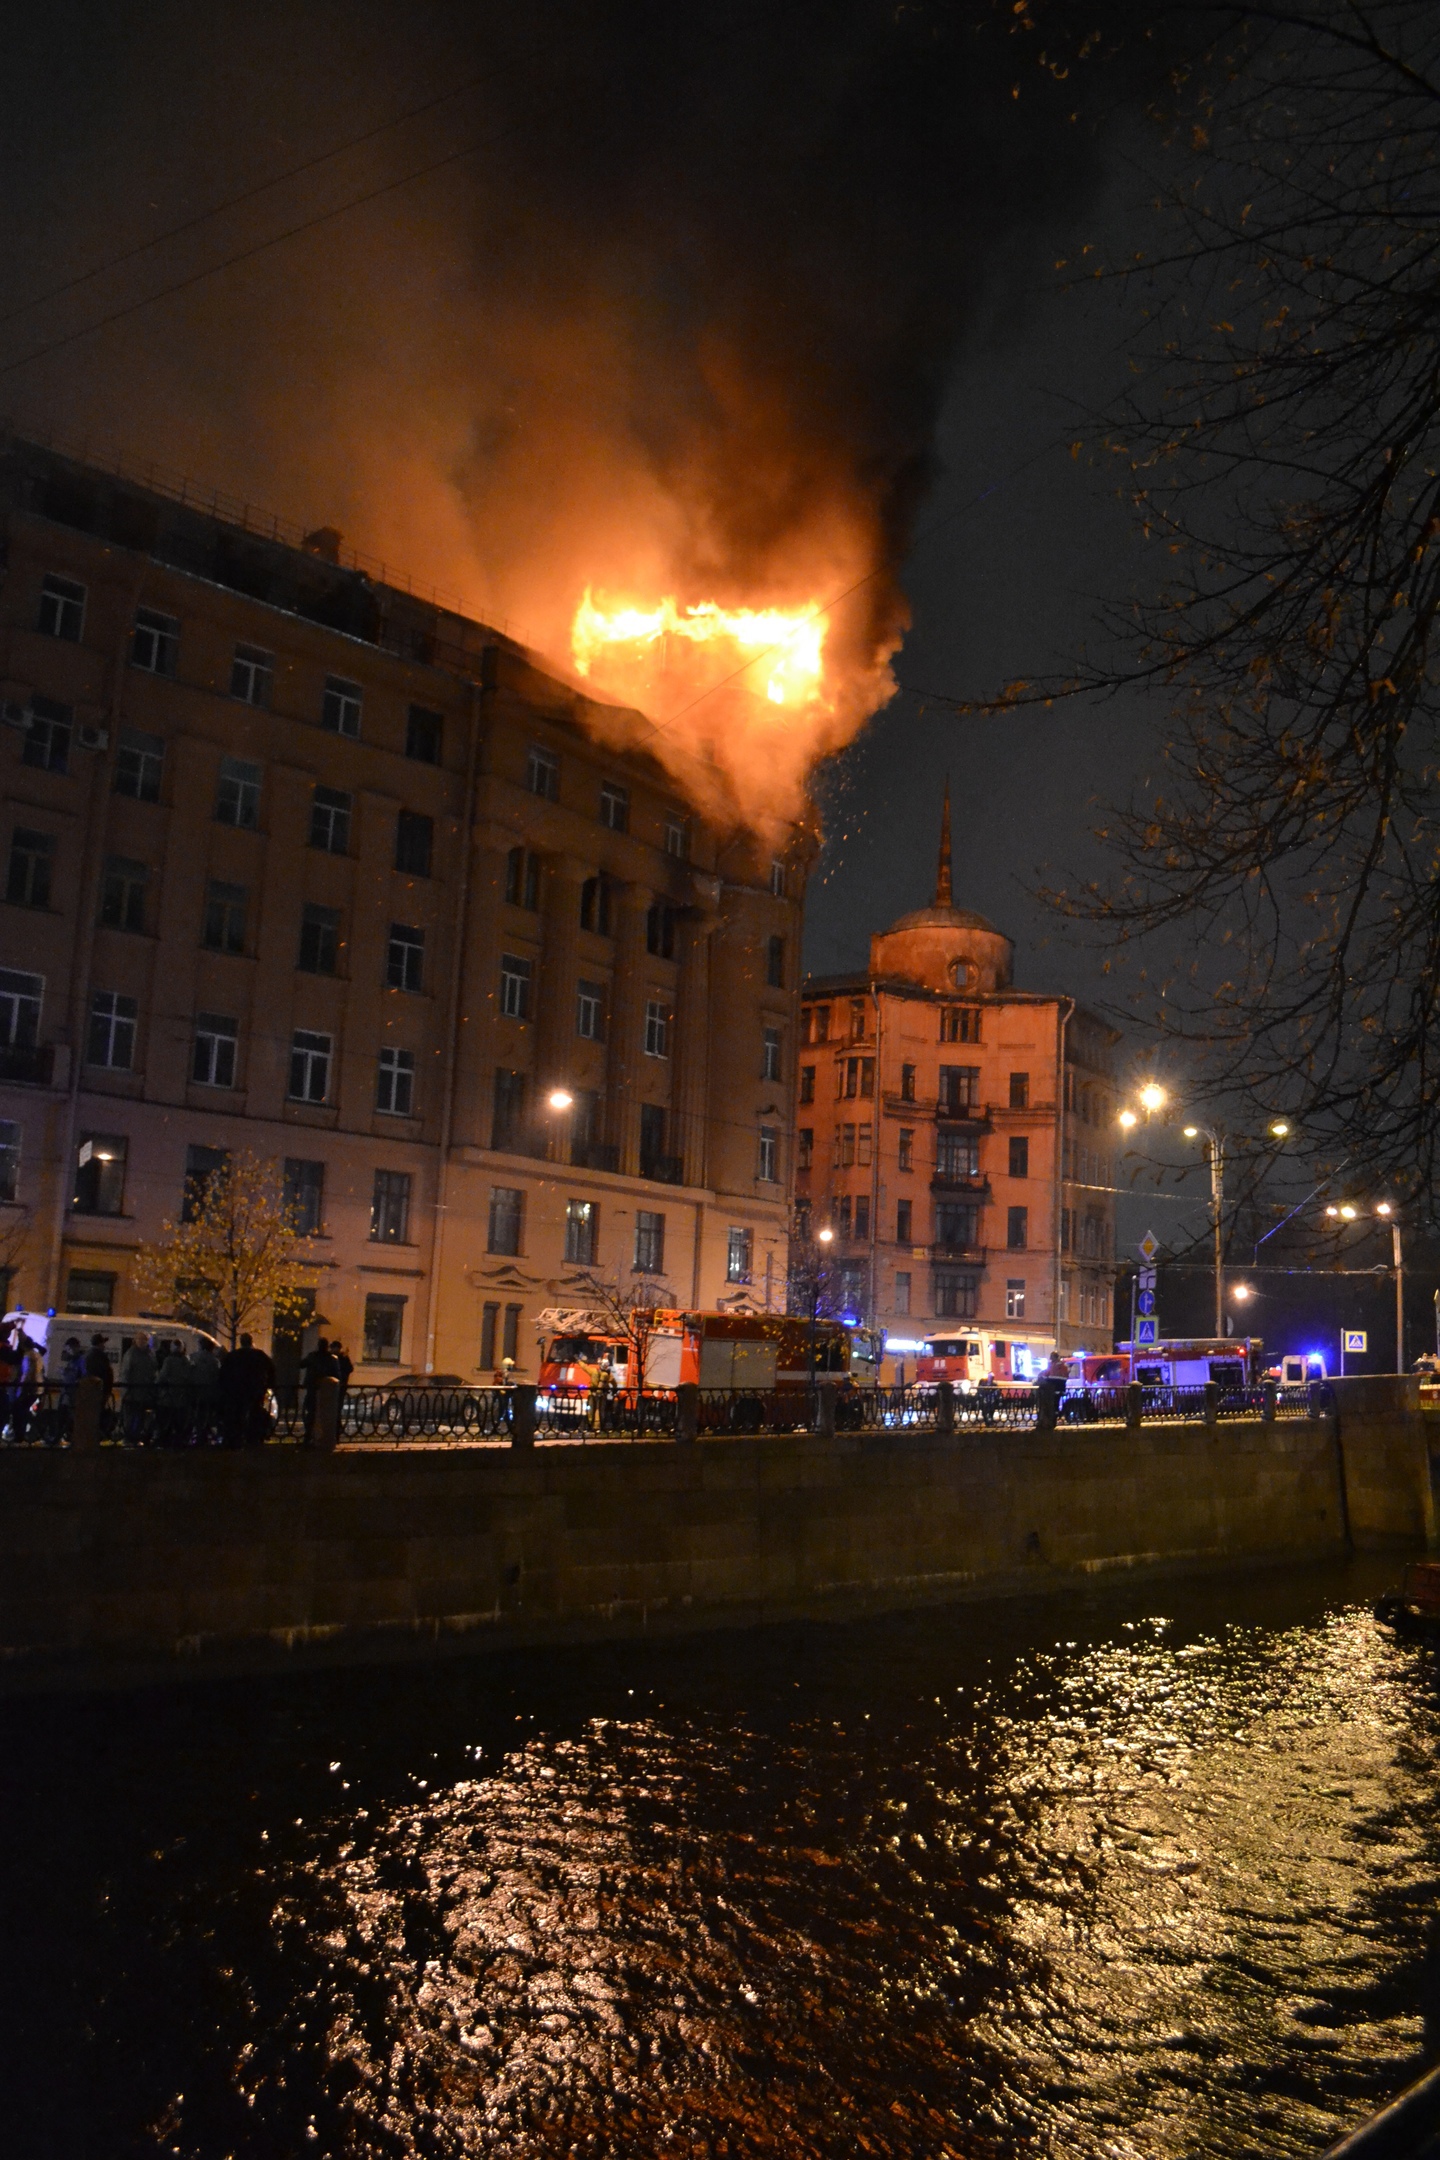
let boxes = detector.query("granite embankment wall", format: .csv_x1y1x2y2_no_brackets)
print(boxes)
5,1380,1435,1691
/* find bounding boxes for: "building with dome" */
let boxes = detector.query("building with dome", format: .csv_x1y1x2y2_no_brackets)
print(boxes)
795,789,1121,1375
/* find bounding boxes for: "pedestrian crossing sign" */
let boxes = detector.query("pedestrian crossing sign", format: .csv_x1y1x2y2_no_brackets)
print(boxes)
1344,1330,1367,1354
1135,1317,1158,1344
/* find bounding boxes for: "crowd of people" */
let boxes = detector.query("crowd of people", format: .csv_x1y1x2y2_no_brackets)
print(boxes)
0,1324,354,1447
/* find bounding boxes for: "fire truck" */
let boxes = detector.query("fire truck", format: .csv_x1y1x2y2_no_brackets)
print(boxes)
1114,1336,1265,1388
535,1307,881,1399
914,1332,1055,1392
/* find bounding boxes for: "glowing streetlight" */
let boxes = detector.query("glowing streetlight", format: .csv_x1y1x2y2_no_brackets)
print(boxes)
1324,1199,1406,1368
1376,1200,1394,1217
1232,1282,1253,1303
1118,1108,1138,1130
1269,1120,1291,1138
546,1088,574,1112
1340,1203,1358,1221
1182,1123,1199,1139
1138,1083,1166,1114
817,1225,834,1245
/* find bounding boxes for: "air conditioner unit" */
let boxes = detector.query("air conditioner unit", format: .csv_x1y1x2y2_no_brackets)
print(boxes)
77,723,109,751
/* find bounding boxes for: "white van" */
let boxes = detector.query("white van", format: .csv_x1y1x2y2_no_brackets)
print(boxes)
3,1311,222,1381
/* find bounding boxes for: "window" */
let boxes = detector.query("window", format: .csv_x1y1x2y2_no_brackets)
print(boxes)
580,874,612,935
934,1270,979,1320
639,1102,668,1176
576,979,605,1040
99,856,148,932
646,902,676,958
936,1132,979,1180
757,1126,779,1182
0,970,42,1048
192,1012,237,1088
87,991,136,1069
797,1127,813,1170
503,1303,522,1364
766,935,785,989
644,1000,669,1058
1060,1208,1073,1254
215,755,261,828
39,573,85,640
840,1122,855,1168
938,1065,980,1113
940,1006,981,1043
22,696,71,773
799,1064,815,1104
600,781,629,831
386,924,425,993
1009,1135,1029,1178
492,1068,528,1150
182,1144,230,1221
857,1122,873,1166
363,1294,406,1364
842,1056,875,1099
894,1271,911,1316
0,1120,18,1202
565,1198,598,1265
395,810,432,876
406,706,442,764
377,1046,415,1116
72,1134,127,1215
284,1158,325,1236
849,999,866,1041
664,817,688,859
21,564,70,650
480,1302,500,1368
762,1027,782,1081
569,1088,602,1166
370,1169,412,1244
937,1201,980,1252
500,952,532,1020
288,1029,331,1103
855,1195,871,1239
1007,1205,1029,1250
310,785,352,854
7,829,54,909
769,859,786,898
299,904,340,974
131,607,178,676
838,1263,866,1318
203,879,246,954
66,1268,115,1315
1006,1279,1026,1320
727,1225,754,1282
900,1062,916,1102
898,1128,914,1172
526,744,560,800
506,848,540,909
322,676,362,738
634,1209,665,1274
897,1198,912,1243
230,643,273,705
488,1185,523,1256
115,725,164,800
1009,1071,1030,1110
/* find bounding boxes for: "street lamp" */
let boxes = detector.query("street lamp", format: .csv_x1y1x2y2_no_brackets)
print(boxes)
1325,1201,1404,1369
1115,1101,1294,1340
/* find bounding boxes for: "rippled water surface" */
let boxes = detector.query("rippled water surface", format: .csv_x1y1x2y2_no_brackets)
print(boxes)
3,1558,1439,2159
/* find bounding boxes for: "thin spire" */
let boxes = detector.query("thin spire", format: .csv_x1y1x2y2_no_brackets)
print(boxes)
935,776,952,908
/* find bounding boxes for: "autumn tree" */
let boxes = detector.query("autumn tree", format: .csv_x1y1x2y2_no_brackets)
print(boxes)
565,1268,679,1395
132,1150,320,1349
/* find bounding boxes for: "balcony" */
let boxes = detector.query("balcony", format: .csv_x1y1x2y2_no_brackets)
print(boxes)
572,1140,620,1174
930,1173,990,1197
640,1152,685,1185
930,1240,987,1266
0,1043,54,1086
883,1091,991,1129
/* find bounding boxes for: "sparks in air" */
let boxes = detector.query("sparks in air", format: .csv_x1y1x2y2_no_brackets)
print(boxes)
571,590,829,710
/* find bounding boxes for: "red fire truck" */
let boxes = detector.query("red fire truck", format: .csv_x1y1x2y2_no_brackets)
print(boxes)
536,1307,881,1399
915,1331,1054,1392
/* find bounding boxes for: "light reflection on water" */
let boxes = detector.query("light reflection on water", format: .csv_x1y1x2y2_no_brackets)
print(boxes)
2,1557,1438,2159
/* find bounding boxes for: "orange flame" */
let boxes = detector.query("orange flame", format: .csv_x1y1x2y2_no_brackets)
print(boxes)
571,590,829,711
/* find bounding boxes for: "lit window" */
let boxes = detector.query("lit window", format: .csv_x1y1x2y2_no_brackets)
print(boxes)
131,608,178,676
565,1199,598,1265
72,1134,127,1216
192,1012,238,1088
1006,1279,1026,1320
38,574,85,641
726,1226,754,1283
230,643,273,706
377,1047,415,1116
322,676,362,737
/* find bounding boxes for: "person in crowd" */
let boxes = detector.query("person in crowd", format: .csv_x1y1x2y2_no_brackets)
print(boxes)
56,1336,85,1446
83,1334,116,1437
118,1331,158,1445
11,1334,44,1444
156,1338,195,1446
188,1338,223,1443
0,1323,21,1439
298,1337,340,1443
218,1331,276,1448
331,1341,354,1405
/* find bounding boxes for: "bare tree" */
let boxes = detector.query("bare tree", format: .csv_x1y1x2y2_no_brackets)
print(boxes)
132,1151,320,1349
564,1269,679,1396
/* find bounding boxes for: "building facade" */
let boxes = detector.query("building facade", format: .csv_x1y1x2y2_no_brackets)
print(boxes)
796,798,1119,1370
0,435,802,1373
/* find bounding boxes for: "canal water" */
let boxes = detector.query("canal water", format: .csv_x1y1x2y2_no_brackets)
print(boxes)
2,1557,1437,2159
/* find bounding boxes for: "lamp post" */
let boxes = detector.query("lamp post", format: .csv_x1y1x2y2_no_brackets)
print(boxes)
809,1224,835,1420
1325,1199,1404,1372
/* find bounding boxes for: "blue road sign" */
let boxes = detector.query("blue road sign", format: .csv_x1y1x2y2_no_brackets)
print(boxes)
1135,1317,1159,1344
1137,1289,1156,1316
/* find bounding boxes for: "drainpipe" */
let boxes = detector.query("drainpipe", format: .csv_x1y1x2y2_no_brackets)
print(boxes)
421,654,489,1372
869,976,882,1335
1052,997,1074,1359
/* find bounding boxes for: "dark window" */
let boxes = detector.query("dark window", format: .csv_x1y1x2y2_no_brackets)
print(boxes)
87,991,136,1069
298,903,340,974
386,923,424,993
363,1293,405,1364
770,859,786,898
406,706,443,764
639,1102,667,1174
65,1268,115,1314
644,1000,669,1058
937,1201,980,1252
576,979,605,1040
646,902,676,958
131,608,178,676
1007,1205,1029,1250
664,818,688,860
938,1065,980,1114
22,697,71,774
309,785,352,854
288,1029,331,1102
500,952,531,1019
202,879,246,953
377,1047,415,1116
940,1006,982,1043
503,1302,521,1363
38,574,85,641
1009,1071,1030,1110
492,1068,528,1151
900,1062,916,1102
395,810,433,876
0,969,42,1048
565,1198,598,1265
505,847,540,909
215,755,261,828
0,1118,17,1203
634,1209,665,1274
797,1127,813,1170
812,1005,831,1043
1009,1135,1029,1178
934,1270,979,1320
580,874,612,935
726,1226,753,1282
322,676,362,737
898,1128,914,1172
758,1126,779,1182
799,1064,815,1104
526,745,559,800
72,1133,127,1215
231,644,273,705
370,1169,412,1244
1006,1279,1026,1320
7,828,54,909
842,1056,875,1099
182,1144,230,1221
897,1198,912,1243
488,1185,523,1255
762,1027,782,1081
115,726,163,800
192,1012,237,1088
600,781,629,831
284,1158,325,1236
766,935,785,989
99,855,148,932
480,1302,499,1368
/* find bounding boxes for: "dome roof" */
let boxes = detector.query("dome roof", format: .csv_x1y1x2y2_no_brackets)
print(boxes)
886,903,1002,937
